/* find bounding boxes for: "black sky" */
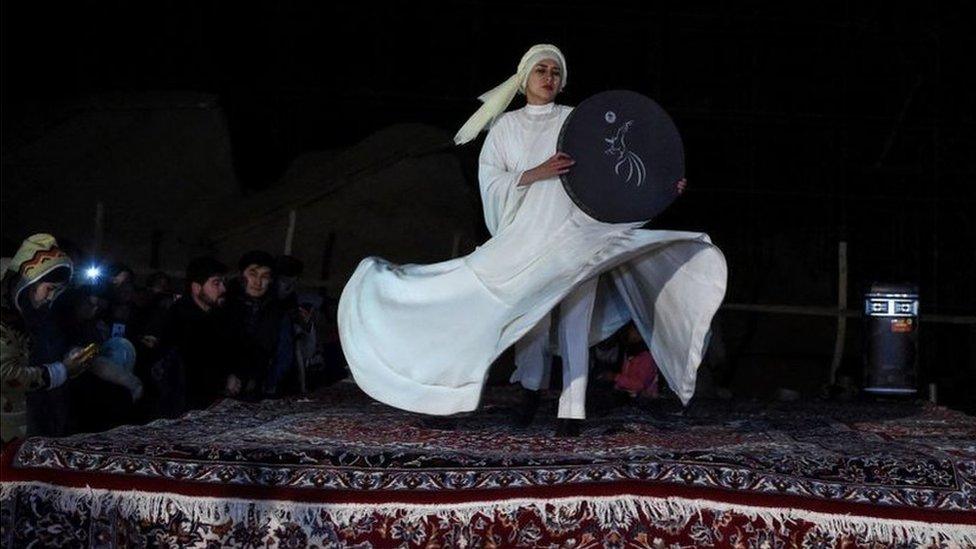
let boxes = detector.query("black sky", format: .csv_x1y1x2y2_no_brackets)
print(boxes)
4,1,973,188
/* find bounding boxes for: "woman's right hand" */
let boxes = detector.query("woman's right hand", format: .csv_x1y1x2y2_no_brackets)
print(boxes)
519,152,574,186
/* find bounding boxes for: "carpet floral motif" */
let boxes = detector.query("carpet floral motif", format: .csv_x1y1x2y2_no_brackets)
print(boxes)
9,385,976,512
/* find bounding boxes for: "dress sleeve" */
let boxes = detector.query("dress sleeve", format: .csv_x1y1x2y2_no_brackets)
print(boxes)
478,120,527,236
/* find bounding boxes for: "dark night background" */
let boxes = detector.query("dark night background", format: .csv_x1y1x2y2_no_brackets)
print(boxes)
2,1,974,408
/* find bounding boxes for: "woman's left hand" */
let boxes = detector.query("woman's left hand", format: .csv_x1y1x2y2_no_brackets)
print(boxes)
676,178,688,195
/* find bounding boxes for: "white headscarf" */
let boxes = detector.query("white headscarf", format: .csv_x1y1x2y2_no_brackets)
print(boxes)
453,44,567,145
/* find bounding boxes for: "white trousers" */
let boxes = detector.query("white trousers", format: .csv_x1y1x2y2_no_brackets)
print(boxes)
512,276,598,419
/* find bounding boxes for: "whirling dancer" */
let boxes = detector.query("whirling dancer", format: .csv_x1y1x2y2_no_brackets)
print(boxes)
339,44,727,436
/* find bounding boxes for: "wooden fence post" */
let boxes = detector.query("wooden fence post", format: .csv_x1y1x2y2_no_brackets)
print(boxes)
829,241,848,385
284,210,297,256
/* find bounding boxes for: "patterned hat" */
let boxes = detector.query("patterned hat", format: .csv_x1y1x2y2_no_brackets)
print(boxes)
9,233,73,312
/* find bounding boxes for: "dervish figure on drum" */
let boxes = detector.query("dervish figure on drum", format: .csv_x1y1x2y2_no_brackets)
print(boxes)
338,44,727,436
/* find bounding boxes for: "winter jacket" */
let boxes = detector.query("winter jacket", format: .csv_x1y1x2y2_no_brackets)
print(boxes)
0,234,75,441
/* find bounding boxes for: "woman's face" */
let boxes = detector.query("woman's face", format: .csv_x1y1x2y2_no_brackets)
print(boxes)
28,281,64,309
525,58,562,105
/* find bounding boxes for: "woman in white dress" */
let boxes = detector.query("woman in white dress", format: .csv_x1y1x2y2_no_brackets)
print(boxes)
338,45,727,436
477,46,687,436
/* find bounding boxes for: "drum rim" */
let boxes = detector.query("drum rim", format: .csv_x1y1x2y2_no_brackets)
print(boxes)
556,104,603,222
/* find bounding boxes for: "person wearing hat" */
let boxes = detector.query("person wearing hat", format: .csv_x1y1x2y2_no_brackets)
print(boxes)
226,250,296,398
58,283,145,433
275,254,322,392
464,44,675,434
462,45,599,435
339,45,726,435
102,262,137,339
275,254,304,306
1,234,91,442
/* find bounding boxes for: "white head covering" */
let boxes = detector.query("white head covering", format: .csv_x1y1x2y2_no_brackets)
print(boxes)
454,44,566,145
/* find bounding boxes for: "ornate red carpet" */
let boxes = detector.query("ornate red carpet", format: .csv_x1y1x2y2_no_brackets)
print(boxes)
2,383,974,547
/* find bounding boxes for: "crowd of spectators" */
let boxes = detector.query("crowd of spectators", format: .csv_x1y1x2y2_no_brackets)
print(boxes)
1,233,344,445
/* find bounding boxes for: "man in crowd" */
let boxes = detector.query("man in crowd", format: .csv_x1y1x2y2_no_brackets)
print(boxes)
102,262,137,339
139,271,176,328
226,251,295,398
59,282,144,433
275,255,303,310
1,234,91,442
275,255,318,392
153,256,240,415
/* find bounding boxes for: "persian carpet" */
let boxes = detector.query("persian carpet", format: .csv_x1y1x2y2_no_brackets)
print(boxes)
2,382,974,547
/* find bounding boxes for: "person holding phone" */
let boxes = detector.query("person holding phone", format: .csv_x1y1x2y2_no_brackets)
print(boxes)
1,234,93,443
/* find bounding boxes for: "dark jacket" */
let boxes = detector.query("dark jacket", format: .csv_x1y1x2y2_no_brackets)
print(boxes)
157,296,239,413
224,283,294,393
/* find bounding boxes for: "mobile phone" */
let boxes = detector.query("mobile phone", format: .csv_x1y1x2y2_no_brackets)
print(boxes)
77,343,100,363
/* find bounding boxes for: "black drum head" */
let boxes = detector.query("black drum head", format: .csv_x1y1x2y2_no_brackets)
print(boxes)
558,90,684,223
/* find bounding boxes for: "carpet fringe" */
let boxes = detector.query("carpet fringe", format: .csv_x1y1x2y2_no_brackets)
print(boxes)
3,481,974,546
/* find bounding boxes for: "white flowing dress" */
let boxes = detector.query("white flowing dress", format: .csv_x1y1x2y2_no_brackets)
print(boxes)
338,103,727,415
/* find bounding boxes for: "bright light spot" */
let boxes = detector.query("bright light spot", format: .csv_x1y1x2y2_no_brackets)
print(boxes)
86,267,101,279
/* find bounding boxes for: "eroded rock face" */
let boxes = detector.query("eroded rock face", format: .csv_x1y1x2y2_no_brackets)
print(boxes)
2,92,240,271
4,109,480,291
208,123,481,295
